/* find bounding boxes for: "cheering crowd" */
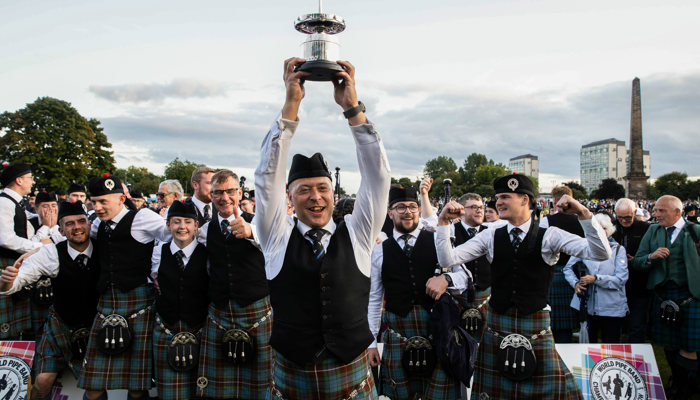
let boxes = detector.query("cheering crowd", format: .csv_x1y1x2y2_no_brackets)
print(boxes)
1,58,699,400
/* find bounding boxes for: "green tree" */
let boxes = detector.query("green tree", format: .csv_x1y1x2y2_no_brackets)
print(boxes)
592,178,626,200
0,97,116,191
391,177,420,189
646,183,660,200
472,164,510,188
459,153,489,186
163,157,204,195
653,172,688,199
423,156,457,179
115,166,162,196
563,181,588,199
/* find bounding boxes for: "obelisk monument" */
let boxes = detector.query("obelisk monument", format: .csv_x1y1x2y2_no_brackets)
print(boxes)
625,77,648,199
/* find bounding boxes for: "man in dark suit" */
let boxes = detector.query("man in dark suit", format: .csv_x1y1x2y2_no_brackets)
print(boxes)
632,195,700,399
184,166,216,226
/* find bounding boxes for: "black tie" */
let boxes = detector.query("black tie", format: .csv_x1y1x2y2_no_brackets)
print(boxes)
174,250,186,271
467,227,477,238
220,219,230,238
666,226,676,242
74,254,88,270
203,204,211,222
104,221,114,234
306,229,326,261
400,234,414,258
510,227,522,250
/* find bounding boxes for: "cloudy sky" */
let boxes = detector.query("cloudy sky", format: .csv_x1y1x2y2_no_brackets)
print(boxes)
2,0,698,193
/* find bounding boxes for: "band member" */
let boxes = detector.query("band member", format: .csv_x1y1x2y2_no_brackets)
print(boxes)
0,201,99,400
184,166,216,225
151,201,209,400
436,174,611,399
368,185,467,399
540,185,585,343
255,58,390,399
79,174,170,400
632,195,700,399
67,183,88,203
196,169,271,399
0,163,50,340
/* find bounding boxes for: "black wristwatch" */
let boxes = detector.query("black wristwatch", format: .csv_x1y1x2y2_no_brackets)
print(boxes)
343,101,366,119
442,274,453,286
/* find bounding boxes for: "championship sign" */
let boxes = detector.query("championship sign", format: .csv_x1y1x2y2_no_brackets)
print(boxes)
556,343,666,400
0,341,35,400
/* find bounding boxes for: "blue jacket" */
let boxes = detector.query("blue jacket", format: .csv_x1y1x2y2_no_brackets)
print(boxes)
564,239,629,317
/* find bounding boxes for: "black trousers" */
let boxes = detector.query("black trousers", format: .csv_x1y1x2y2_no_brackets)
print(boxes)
588,315,624,343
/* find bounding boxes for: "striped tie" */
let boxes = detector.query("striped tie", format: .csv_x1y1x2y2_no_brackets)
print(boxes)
510,227,522,250
400,234,414,258
174,250,186,271
307,229,326,261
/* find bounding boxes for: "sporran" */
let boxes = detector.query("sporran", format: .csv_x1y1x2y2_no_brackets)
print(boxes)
97,314,132,355
168,331,199,372
401,335,436,378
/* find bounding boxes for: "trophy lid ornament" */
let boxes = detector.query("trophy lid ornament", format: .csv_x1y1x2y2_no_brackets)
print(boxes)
293,0,347,81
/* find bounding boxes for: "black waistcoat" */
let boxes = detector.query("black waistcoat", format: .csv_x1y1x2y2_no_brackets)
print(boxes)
545,213,584,267
156,242,210,327
382,230,437,317
612,219,651,297
0,192,28,259
454,222,492,290
206,214,268,308
490,223,551,315
96,210,155,293
53,240,100,327
269,222,374,365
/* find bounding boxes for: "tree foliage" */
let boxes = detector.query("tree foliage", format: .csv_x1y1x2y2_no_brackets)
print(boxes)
0,97,116,191
592,178,626,200
115,166,162,196
563,181,588,199
423,156,457,179
163,157,204,195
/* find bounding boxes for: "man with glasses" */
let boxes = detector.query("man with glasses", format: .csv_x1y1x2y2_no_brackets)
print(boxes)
0,163,52,340
195,169,270,400
368,185,467,399
157,179,184,218
611,198,650,344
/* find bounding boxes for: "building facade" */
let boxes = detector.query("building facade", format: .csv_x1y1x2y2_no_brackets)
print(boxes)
580,139,627,195
508,154,539,180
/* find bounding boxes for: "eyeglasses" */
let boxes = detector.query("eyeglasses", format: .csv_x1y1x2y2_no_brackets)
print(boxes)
391,204,419,214
467,205,484,211
156,192,172,198
616,216,634,221
212,188,239,197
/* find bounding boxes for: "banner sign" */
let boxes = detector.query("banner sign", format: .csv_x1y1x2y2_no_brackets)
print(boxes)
0,341,35,400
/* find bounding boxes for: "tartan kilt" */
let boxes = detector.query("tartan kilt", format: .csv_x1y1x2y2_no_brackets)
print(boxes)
0,257,32,340
457,287,491,342
548,266,579,331
270,348,377,400
650,284,700,351
78,285,156,391
196,296,273,399
378,305,461,400
472,308,583,400
30,301,51,338
35,307,87,378
153,316,201,400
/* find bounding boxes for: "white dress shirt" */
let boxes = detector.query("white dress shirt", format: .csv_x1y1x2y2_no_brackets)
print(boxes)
90,205,171,244
254,115,391,279
668,217,686,244
0,240,94,294
191,196,212,220
0,188,43,254
151,238,200,278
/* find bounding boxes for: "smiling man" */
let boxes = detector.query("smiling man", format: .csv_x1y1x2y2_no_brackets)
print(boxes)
0,201,99,400
436,173,611,399
255,58,390,399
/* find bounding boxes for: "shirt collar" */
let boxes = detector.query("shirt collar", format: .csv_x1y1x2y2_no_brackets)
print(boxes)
169,239,198,258
506,218,531,236
67,241,94,260
190,196,210,212
296,218,336,238
392,222,422,242
2,188,23,202
460,220,480,230
672,217,686,231
110,205,129,224
218,210,243,223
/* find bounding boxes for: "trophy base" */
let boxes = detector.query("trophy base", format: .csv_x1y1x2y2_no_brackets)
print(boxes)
295,60,344,81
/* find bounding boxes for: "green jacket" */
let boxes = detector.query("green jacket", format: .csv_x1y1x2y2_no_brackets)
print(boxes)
632,220,700,298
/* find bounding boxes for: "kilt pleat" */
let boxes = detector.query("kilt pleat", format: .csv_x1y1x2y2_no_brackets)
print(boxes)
153,317,200,400
78,285,155,391
379,305,461,400
0,257,32,339
548,267,579,331
472,308,583,400
651,284,700,351
196,296,273,399
35,307,86,378
30,301,51,338
270,348,377,400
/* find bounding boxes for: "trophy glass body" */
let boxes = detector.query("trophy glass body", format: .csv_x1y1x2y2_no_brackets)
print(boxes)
294,3,346,81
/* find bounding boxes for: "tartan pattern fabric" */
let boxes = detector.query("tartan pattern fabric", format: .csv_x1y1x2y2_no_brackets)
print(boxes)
78,285,156,391
0,257,32,339
454,287,491,342
153,317,200,400
35,307,84,377
30,301,51,338
548,266,579,331
472,308,583,400
651,284,700,351
270,348,377,400
378,305,461,400
196,297,273,399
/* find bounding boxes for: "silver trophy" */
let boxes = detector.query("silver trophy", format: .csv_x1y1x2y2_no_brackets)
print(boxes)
294,0,346,81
